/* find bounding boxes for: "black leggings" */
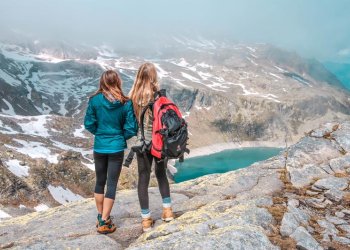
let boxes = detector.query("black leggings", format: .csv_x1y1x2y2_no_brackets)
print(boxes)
137,151,170,210
94,151,124,199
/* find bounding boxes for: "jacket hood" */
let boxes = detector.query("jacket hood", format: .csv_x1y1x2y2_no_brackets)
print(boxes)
98,93,123,109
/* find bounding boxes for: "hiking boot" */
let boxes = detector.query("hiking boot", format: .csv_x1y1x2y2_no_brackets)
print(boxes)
97,219,116,234
96,214,111,228
161,207,174,222
141,217,154,232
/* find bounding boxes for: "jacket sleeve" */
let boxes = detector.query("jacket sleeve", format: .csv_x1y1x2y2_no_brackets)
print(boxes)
123,100,138,140
84,99,97,135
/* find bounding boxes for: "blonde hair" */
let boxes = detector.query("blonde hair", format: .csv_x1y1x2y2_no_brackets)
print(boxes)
93,70,128,103
129,62,159,122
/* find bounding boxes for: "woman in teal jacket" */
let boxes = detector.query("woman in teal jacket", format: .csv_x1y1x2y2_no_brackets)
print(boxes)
84,70,138,234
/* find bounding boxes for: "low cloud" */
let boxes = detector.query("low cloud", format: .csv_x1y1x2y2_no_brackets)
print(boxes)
0,0,349,62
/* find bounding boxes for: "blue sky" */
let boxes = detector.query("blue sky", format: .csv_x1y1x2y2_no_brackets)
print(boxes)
0,0,349,62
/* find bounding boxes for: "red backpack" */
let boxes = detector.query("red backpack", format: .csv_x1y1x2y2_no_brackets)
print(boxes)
140,89,189,161
123,89,189,169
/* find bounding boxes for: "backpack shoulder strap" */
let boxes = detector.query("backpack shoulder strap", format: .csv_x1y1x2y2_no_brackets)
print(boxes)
140,102,154,141
154,89,166,99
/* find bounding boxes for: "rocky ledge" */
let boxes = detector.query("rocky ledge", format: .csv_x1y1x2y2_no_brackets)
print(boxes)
0,121,350,250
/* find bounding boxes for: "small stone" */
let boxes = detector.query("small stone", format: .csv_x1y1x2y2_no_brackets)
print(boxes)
306,198,327,209
310,186,323,192
307,226,315,234
339,225,350,234
280,212,299,237
290,226,323,250
318,219,339,238
313,177,348,191
320,164,334,174
324,189,343,202
280,205,310,237
335,211,345,218
329,155,350,174
324,199,333,206
333,236,350,245
288,206,310,223
326,215,347,225
19,161,26,166
342,209,350,216
288,199,300,207
306,190,319,196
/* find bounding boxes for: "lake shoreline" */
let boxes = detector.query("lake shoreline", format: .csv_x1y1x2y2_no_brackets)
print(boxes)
186,141,286,159
167,141,286,176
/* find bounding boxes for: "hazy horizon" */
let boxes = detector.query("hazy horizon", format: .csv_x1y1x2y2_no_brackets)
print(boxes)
0,0,350,62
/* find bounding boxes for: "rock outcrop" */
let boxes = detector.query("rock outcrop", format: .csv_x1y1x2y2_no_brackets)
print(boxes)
1,121,350,249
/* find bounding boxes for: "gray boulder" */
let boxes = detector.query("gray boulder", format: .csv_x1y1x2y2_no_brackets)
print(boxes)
290,226,323,250
313,177,348,191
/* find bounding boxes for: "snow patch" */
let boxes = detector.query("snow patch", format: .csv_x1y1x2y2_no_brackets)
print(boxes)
196,62,213,69
73,125,87,138
1,99,16,115
171,58,196,71
181,72,200,83
51,140,93,166
5,159,29,178
34,204,49,212
6,139,58,164
0,114,51,137
226,82,281,103
269,72,282,80
197,71,213,80
0,210,11,220
82,162,95,171
18,115,50,137
48,185,83,204
171,78,189,88
274,66,287,72
154,63,168,78
35,53,69,63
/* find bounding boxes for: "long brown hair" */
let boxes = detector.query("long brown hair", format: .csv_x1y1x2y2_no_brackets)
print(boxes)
129,62,159,122
93,70,128,103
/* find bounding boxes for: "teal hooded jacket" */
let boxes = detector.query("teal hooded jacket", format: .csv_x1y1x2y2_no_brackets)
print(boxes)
84,93,138,153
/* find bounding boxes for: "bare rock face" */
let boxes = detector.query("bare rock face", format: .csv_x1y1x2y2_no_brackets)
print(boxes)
0,121,350,249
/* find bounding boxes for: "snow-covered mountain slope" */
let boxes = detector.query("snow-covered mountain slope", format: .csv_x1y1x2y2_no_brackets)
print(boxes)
1,38,350,144
0,42,139,117
1,38,350,217
0,112,102,219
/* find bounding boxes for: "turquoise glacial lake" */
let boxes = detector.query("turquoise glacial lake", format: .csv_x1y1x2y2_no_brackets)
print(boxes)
174,147,282,183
